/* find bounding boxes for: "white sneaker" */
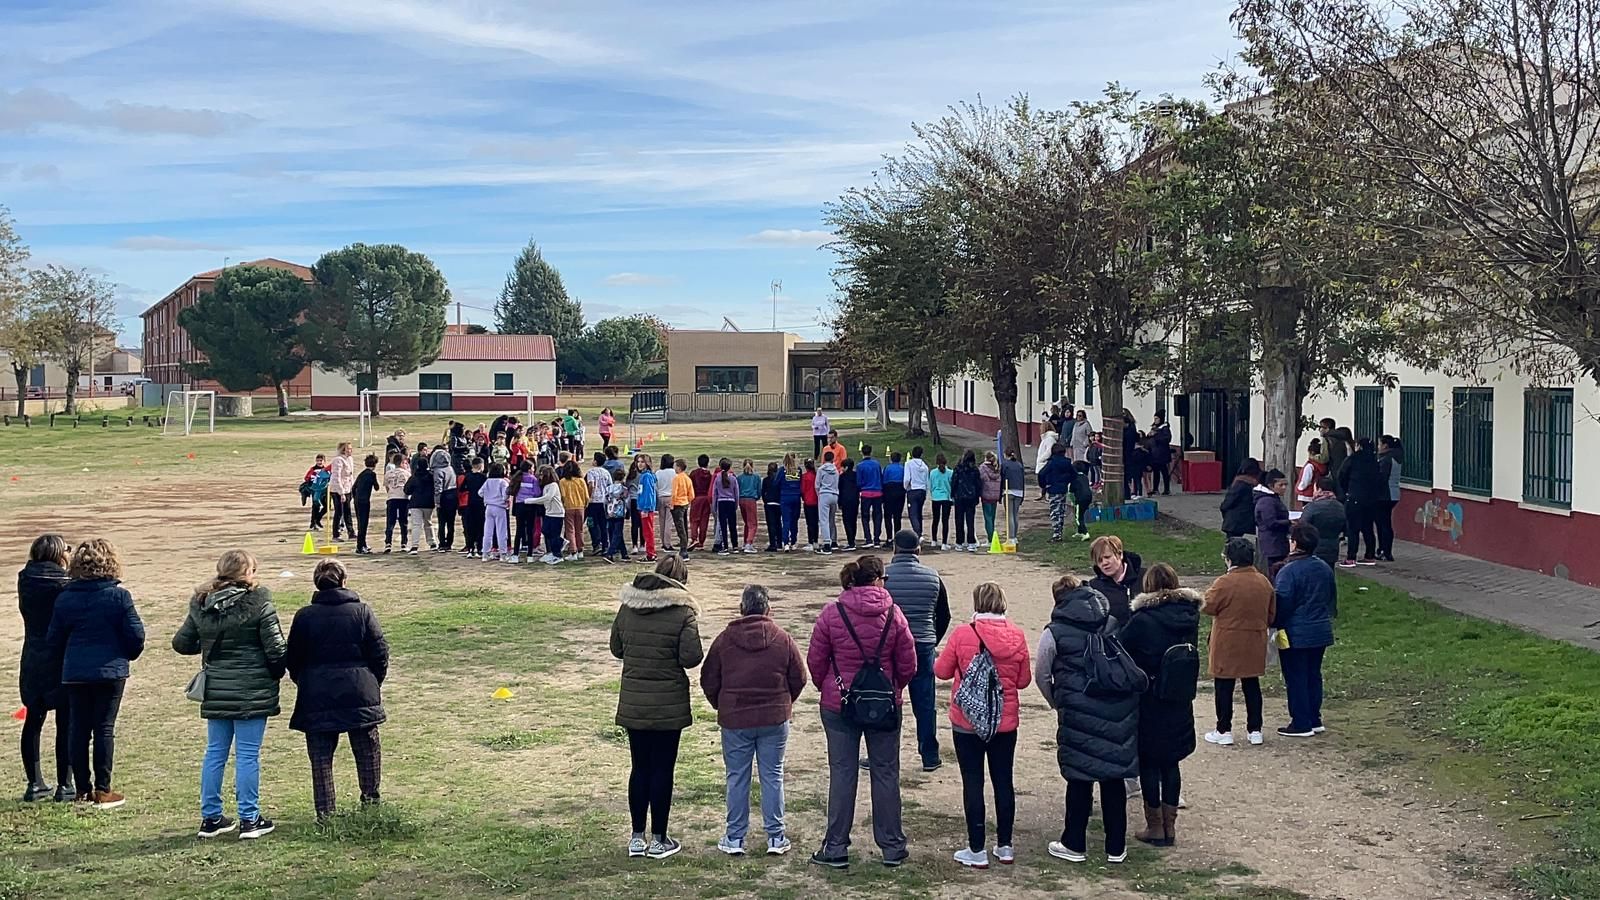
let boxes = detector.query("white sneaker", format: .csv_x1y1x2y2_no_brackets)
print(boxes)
767,835,792,856
1312,725,1327,734
1107,849,1127,864
953,847,989,869
717,836,746,856
1204,730,1234,746
994,845,1014,865
1047,841,1085,863
803,543,814,552
506,555,520,564
628,834,648,858
1248,731,1265,745
540,553,561,565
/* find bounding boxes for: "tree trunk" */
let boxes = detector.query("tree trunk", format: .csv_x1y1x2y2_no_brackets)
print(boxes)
367,367,381,416
63,364,79,415
275,381,290,417
11,365,25,417
1098,365,1129,507
924,385,943,445
906,380,927,436
990,352,1022,462
1256,287,1306,474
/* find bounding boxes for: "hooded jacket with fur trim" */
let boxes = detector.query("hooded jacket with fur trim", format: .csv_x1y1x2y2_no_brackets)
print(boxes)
610,571,704,730
1121,587,1202,767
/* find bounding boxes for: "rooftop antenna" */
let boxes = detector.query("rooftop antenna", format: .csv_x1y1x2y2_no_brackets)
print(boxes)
721,316,742,332
770,280,782,331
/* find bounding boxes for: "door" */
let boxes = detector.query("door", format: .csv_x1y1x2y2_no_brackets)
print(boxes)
1185,388,1251,479
419,373,453,411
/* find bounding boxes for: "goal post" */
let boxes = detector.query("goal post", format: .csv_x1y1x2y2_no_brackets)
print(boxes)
162,390,216,436
357,388,539,447
863,387,889,432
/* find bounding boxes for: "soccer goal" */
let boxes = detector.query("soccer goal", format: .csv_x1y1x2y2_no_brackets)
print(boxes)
863,386,890,432
162,390,216,436
357,388,540,447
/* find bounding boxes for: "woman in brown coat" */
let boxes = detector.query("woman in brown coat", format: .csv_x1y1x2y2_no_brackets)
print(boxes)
1201,538,1275,747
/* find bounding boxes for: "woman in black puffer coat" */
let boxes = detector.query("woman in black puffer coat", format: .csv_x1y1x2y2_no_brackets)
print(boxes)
1034,576,1139,864
286,559,390,821
1120,564,1201,849
17,534,72,802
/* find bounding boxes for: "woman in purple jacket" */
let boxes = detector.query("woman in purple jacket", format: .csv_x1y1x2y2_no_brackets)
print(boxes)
806,555,917,869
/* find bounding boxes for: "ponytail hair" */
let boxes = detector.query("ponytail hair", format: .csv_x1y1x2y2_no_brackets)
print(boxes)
194,548,258,601
839,554,886,590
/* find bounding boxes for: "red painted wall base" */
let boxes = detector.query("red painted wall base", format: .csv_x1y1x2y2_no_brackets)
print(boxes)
1395,489,1600,587
311,395,558,413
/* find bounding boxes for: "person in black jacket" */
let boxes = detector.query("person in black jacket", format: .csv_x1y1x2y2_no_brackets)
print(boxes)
461,458,488,559
838,458,860,551
285,560,390,821
951,450,983,551
351,455,379,555
1120,564,1200,848
46,539,145,809
1037,445,1075,542
761,462,784,552
1149,414,1174,496
1219,459,1263,538
17,534,72,802
1088,535,1145,627
1034,575,1139,864
1337,437,1384,565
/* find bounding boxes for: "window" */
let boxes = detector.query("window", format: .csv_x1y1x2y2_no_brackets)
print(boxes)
1398,388,1434,487
1083,361,1096,406
1037,357,1046,402
1523,388,1573,508
1450,387,1493,495
418,372,453,411
695,366,757,393
494,373,514,393
1354,386,1385,443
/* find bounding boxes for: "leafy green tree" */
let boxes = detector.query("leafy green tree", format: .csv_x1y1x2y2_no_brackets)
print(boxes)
495,240,584,375
567,315,667,384
178,265,312,416
0,206,52,417
30,266,116,415
301,243,450,414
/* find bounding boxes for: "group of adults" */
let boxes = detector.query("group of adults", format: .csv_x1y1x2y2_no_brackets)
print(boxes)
1034,402,1177,502
607,524,1336,868
17,536,389,838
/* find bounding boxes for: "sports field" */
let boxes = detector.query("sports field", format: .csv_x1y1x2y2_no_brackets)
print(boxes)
1,413,1596,899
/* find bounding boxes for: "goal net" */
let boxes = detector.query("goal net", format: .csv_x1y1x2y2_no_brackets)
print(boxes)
162,390,216,436
358,388,540,447
863,387,890,432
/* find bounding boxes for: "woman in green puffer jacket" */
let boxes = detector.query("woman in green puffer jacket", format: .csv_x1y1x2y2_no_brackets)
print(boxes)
173,550,287,840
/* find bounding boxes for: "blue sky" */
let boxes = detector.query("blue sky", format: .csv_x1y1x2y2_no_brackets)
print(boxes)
1,0,1241,344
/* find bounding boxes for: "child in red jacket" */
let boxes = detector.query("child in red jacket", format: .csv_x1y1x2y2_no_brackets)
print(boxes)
801,459,819,551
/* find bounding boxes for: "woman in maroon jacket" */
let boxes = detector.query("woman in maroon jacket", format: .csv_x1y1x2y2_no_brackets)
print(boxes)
701,585,807,857
806,555,917,869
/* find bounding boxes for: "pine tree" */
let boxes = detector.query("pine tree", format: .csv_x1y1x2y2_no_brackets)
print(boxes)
178,265,312,416
495,241,584,360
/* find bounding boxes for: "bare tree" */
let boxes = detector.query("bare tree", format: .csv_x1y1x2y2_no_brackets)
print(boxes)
1236,0,1600,386
33,266,116,415
0,206,51,416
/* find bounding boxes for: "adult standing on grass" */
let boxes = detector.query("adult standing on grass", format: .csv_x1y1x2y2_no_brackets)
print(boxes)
903,446,931,540
1120,564,1201,849
46,539,144,810
884,529,951,773
934,583,1032,869
1219,458,1262,540
1337,436,1383,567
1088,535,1144,627
807,555,917,870
17,534,72,802
1035,574,1139,865
1202,539,1274,748
1253,469,1291,573
825,429,850,465
701,585,807,857
329,442,356,544
1272,524,1337,738
612,556,704,861
812,407,830,459
1070,410,1092,464
286,560,388,823
172,550,287,840
1150,413,1174,496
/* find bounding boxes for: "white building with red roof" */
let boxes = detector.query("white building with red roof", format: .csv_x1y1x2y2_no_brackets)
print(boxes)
309,334,557,413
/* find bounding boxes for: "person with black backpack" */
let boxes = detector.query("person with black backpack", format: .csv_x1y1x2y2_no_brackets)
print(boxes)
1033,574,1142,865
1118,563,1200,849
805,555,917,870
933,583,1032,869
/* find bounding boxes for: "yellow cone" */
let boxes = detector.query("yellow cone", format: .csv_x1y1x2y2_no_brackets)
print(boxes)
301,532,316,555
989,531,1003,554
492,687,514,700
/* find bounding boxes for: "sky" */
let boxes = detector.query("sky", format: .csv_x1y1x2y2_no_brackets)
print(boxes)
1,0,1242,345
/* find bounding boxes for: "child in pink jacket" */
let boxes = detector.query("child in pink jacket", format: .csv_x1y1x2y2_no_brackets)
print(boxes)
933,582,1032,869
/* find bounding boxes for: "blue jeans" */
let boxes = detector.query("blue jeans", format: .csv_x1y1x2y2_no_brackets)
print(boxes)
1279,645,1327,731
721,723,789,844
201,717,267,820
908,641,939,766
780,500,800,546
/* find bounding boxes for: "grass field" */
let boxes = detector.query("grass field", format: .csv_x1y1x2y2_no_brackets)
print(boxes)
0,413,1594,899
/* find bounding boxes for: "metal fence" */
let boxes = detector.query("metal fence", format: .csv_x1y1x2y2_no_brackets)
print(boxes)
1450,387,1494,495
1523,388,1573,508
669,392,791,416
1398,387,1434,487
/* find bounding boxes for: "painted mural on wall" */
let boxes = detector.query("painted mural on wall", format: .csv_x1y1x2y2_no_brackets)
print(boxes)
1415,498,1465,543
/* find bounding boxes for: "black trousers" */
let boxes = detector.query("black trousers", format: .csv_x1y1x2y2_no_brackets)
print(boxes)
513,505,539,556
1151,460,1171,494
66,680,124,793
1374,499,1398,557
1138,763,1182,807
436,505,457,549
462,505,485,552
629,500,643,546
1215,677,1263,734
1064,778,1127,855
331,493,352,537
21,703,71,786
840,499,859,546
954,499,977,545
384,499,409,547
953,730,1017,851
310,496,326,529
804,504,819,545
1345,500,1378,560
931,499,952,543
715,500,738,550
764,502,782,550
814,435,826,458
883,486,905,535
626,728,682,838
353,500,372,550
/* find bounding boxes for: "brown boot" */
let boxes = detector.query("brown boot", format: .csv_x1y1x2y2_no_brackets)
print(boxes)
1134,804,1165,845
1161,804,1179,846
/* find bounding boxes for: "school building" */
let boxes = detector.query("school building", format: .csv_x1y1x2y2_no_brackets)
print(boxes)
934,350,1600,586
665,329,904,415
309,334,558,412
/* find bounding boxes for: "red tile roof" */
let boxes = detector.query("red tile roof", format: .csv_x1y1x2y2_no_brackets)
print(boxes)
438,334,555,362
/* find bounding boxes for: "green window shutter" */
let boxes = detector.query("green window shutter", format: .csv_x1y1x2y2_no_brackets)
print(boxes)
1522,388,1573,507
1398,388,1434,487
1450,387,1493,495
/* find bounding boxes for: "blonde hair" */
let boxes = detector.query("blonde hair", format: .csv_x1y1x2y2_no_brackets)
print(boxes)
195,549,258,599
1089,534,1124,561
68,539,122,581
337,441,352,453
972,582,1007,615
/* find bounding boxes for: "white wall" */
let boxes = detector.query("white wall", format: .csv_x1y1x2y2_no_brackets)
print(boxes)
312,360,557,397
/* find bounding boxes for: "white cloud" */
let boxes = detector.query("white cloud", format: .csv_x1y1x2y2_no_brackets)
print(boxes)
115,235,235,252
602,272,674,287
0,88,255,136
744,229,834,247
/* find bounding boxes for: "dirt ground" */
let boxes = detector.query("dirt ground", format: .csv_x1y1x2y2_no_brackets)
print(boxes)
0,421,1526,899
